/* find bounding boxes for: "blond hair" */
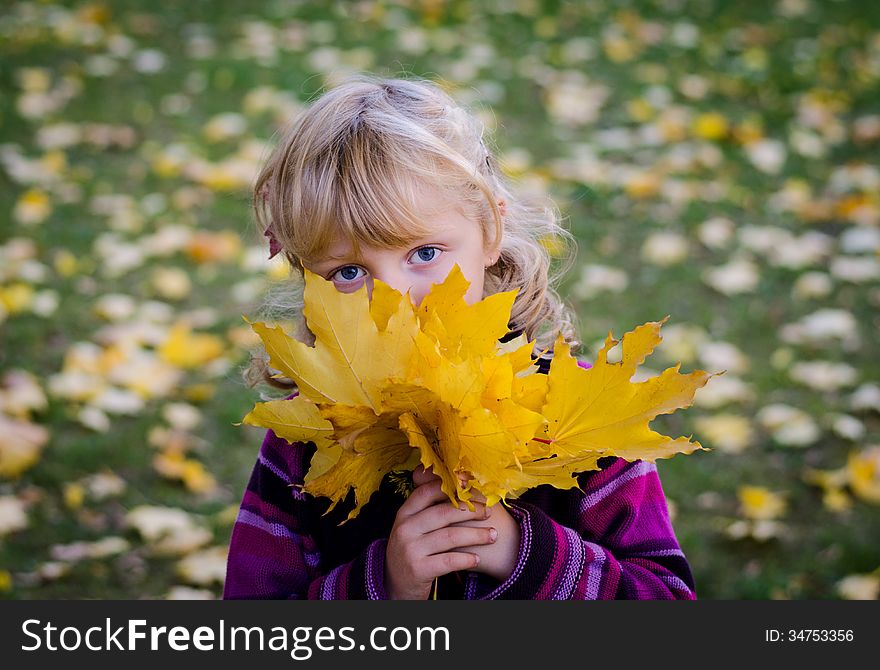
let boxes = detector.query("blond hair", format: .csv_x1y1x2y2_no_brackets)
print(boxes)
243,74,579,392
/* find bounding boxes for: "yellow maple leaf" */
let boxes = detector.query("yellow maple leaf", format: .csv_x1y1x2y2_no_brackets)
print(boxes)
240,265,714,519
304,411,419,521
539,323,712,463
416,266,518,360
246,267,418,411
240,394,335,450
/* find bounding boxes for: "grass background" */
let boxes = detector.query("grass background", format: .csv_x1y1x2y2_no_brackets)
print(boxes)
1,0,878,599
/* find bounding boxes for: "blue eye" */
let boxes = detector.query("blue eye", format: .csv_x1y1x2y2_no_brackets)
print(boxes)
332,266,365,282
411,246,439,263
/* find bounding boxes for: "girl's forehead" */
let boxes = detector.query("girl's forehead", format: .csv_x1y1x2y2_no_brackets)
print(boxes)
410,182,457,217
309,198,482,264
318,235,364,261
295,170,493,266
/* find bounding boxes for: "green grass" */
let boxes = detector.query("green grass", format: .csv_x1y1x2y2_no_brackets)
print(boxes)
1,0,878,600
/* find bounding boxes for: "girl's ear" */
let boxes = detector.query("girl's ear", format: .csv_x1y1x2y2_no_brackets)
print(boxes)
484,199,505,268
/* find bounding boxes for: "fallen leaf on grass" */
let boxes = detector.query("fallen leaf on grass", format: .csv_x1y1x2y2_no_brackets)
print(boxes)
0,495,28,536
0,414,49,479
176,546,228,586
125,505,212,556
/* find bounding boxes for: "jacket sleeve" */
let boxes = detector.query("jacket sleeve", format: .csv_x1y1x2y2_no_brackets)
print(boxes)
467,458,697,600
222,428,389,600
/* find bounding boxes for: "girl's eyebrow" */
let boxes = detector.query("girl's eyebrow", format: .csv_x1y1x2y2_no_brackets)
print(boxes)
316,250,362,263
316,234,447,265
304,255,346,272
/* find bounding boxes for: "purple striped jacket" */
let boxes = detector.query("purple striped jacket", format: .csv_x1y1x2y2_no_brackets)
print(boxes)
224,360,696,600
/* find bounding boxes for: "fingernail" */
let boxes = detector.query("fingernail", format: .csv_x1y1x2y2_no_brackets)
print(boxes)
484,506,490,519
489,528,497,542
459,504,468,512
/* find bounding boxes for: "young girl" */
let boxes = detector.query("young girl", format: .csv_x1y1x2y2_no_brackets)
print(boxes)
223,74,696,600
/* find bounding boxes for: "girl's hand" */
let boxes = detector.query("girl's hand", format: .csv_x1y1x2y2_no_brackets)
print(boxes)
451,489,521,583
384,466,496,600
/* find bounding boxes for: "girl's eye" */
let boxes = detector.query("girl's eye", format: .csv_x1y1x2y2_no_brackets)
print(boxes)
331,265,365,283
410,246,440,264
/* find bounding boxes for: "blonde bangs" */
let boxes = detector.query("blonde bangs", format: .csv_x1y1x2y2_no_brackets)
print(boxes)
284,128,467,262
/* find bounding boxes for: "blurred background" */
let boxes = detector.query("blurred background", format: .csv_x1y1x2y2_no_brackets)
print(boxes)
1,0,878,600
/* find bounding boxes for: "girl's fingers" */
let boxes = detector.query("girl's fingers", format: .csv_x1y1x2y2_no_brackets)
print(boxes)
420,525,496,556
420,551,480,579
428,497,489,527
396,479,450,518
398,478,484,517
411,465,439,488
402,496,489,537
467,491,487,505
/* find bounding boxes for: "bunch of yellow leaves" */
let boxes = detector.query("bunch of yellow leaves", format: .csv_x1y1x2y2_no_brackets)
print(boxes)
239,265,713,521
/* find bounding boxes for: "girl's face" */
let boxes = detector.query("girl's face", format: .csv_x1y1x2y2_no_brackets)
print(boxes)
303,187,498,307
